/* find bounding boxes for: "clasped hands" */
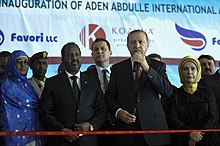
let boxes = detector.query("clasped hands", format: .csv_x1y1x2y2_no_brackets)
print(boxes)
188,132,204,146
118,109,136,124
62,122,92,142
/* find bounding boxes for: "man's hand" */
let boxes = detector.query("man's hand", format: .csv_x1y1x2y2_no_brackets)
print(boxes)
132,52,145,64
74,122,91,131
132,52,149,72
189,132,204,143
117,109,136,124
61,128,79,142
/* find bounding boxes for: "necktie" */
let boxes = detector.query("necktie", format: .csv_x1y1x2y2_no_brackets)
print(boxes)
70,76,80,103
38,81,45,91
135,64,141,89
102,69,108,92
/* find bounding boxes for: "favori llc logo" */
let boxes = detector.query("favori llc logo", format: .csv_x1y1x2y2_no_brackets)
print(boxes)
0,30,5,46
175,23,207,51
79,24,106,49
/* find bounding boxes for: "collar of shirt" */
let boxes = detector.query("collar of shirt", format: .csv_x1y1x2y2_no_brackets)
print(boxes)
95,65,111,93
32,76,46,85
65,70,81,90
130,58,136,68
95,65,111,80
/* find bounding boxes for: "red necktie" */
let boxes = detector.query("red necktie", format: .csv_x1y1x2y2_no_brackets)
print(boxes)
135,64,141,89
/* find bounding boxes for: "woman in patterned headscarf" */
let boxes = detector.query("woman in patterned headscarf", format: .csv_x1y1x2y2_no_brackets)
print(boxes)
168,56,219,146
0,50,45,146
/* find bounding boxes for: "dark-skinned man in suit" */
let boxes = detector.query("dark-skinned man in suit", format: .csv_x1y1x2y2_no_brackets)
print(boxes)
39,42,107,146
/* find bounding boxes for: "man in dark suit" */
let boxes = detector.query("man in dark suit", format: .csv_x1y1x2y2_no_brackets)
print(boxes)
200,68,220,126
198,54,216,78
39,42,107,146
85,38,112,93
105,30,173,146
84,38,113,146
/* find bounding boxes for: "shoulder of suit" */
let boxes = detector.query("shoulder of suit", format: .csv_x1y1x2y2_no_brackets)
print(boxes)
46,72,64,82
85,65,96,72
213,70,220,77
83,65,98,77
112,58,130,68
86,65,96,71
150,58,165,66
203,73,218,81
81,72,99,83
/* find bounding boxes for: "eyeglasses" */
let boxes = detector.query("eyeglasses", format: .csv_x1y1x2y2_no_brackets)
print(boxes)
15,59,29,65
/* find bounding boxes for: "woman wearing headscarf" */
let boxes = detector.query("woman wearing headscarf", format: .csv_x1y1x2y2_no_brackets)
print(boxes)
168,56,219,146
0,50,45,146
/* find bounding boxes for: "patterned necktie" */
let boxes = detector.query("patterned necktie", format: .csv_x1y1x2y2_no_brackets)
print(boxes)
102,69,108,92
70,76,80,103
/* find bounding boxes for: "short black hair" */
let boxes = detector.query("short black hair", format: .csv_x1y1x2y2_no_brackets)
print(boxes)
91,38,111,51
0,51,11,58
198,54,215,64
148,53,162,61
61,42,81,58
127,30,149,44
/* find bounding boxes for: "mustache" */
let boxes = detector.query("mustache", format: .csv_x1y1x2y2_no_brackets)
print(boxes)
205,68,212,72
71,59,79,63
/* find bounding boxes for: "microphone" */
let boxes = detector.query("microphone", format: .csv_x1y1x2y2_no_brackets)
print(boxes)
133,62,139,72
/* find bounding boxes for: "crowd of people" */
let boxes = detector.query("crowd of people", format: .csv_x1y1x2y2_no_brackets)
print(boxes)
0,29,220,146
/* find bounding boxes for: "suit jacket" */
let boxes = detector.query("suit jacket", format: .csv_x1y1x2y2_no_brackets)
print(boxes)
105,57,173,146
39,71,107,146
84,65,110,94
84,65,99,81
200,70,220,125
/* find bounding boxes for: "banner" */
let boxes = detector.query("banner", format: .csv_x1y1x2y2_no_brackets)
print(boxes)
1,0,220,87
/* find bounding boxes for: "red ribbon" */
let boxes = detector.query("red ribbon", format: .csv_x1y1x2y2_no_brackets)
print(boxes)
0,129,220,136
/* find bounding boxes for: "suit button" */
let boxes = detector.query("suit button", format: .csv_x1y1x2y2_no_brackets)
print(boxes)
77,109,80,113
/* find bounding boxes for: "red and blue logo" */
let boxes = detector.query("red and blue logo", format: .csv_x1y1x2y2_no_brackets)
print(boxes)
175,24,206,51
79,24,106,50
0,30,4,46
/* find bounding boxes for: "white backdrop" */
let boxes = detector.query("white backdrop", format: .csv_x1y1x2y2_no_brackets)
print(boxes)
1,0,220,87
